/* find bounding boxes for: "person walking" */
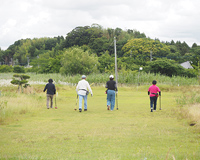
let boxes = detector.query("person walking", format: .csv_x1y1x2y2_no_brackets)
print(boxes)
106,75,118,111
148,80,161,112
43,79,56,109
76,75,93,112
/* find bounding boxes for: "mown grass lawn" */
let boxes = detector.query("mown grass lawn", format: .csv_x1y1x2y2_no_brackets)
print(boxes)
0,85,200,160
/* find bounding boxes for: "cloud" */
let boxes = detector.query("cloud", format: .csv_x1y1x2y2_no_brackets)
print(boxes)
0,0,200,50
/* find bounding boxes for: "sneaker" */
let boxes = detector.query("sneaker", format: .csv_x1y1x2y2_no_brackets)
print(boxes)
107,105,110,110
84,109,87,111
55,107,57,109
151,109,153,112
79,109,82,112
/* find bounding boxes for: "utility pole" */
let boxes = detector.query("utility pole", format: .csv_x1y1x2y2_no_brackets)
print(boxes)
114,37,118,84
150,50,152,61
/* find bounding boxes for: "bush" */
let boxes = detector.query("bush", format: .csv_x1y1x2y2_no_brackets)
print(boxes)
146,59,197,77
13,65,25,73
0,65,13,73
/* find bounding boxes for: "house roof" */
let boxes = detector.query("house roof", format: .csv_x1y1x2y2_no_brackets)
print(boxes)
180,61,193,69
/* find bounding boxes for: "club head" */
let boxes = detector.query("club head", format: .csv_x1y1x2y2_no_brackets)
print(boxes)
74,108,77,111
159,108,161,110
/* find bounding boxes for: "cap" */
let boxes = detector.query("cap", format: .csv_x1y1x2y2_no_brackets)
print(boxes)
109,75,114,79
82,75,86,79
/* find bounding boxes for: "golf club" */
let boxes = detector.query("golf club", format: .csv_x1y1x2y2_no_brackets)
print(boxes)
116,92,118,110
55,95,57,109
74,94,78,111
159,95,161,110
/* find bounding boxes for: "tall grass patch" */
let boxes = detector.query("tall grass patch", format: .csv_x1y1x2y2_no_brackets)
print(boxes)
0,72,198,86
0,86,44,124
175,86,200,129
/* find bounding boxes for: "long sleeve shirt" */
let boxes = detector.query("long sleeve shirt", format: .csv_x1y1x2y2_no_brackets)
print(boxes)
43,83,56,95
76,79,93,96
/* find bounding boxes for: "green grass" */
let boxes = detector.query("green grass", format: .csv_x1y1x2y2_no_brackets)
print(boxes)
0,85,200,159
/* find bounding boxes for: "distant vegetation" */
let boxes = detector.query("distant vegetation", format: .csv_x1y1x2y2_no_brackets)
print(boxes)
0,24,199,80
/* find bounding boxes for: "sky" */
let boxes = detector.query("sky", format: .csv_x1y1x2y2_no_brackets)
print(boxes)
1,0,200,50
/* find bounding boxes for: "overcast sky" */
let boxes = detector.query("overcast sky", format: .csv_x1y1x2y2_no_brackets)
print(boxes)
1,0,200,50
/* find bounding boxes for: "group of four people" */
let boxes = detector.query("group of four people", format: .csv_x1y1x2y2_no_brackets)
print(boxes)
43,75,161,112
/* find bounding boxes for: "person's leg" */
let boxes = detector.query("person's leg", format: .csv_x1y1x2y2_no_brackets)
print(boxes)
153,97,157,110
50,95,53,108
110,90,115,110
46,94,50,109
107,90,111,110
150,97,154,112
79,95,83,111
83,95,87,110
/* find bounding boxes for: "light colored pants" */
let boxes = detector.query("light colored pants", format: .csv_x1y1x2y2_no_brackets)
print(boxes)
107,90,115,110
47,94,54,108
78,94,87,110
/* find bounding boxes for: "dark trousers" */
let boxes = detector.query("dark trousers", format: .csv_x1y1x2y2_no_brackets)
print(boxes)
150,96,158,110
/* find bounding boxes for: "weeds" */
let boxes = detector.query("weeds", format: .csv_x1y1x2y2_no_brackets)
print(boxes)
0,72,198,86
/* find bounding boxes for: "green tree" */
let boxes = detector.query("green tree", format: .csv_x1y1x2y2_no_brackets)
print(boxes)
146,59,196,77
98,51,114,72
122,38,170,62
11,74,30,93
60,46,99,75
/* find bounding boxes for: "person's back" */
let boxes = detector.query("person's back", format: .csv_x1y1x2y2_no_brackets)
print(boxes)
148,80,161,112
43,79,56,109
44,83,56,95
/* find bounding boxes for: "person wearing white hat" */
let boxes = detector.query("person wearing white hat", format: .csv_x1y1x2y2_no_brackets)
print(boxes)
105,75,118,111
76,75,93,112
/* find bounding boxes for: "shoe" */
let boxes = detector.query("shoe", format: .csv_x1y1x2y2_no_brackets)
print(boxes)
55,107,57,109
151,109,153,112
107,105,110,110
79,109,82,112
84,109,87,111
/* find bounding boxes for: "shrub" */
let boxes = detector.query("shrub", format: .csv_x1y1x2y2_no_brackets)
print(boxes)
13,65,25,73
0,65,13,73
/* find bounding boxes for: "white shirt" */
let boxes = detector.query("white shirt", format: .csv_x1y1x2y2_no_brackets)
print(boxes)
76,79,93,96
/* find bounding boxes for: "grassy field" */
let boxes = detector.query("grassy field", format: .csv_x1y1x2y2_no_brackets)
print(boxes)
0,84,200,160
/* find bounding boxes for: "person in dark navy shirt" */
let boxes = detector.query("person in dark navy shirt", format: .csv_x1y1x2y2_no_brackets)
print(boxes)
43,79,56,109
105,75,118,111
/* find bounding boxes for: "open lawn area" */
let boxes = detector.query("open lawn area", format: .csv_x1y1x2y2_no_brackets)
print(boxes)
0,85,200,160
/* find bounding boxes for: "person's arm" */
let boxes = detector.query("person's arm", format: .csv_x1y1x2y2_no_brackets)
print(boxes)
87,82,93,95
54,84,56,94
76,83,79,94
43,84,47,92
105,81,108,88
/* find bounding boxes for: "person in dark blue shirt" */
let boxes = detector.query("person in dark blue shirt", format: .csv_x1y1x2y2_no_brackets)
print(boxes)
43,79,56,109
105,75,118,111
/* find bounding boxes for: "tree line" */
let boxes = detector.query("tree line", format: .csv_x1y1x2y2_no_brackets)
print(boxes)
0,23,199,78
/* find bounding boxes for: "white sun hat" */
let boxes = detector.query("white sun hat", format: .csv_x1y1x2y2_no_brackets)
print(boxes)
109,75,114,79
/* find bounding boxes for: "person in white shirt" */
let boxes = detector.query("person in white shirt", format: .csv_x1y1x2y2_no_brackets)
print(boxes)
76,75,93,112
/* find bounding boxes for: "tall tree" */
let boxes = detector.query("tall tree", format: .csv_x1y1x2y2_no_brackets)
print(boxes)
60,46,99,75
